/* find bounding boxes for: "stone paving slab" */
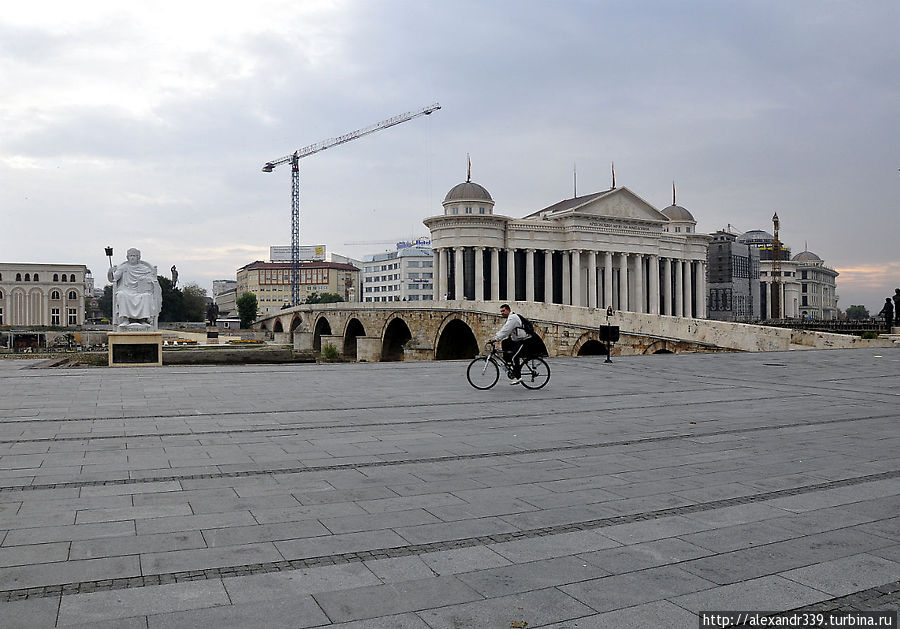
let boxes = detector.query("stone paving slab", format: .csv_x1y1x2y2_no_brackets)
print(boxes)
0,348,898,627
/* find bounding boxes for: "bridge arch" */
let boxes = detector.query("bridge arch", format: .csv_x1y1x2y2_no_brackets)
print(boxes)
290,314,302,332
343,318,366,358
576,339,607,356
313,316,332,351
382,317,412,361
435,318,479,360
644,340,675,354
273,319,284,333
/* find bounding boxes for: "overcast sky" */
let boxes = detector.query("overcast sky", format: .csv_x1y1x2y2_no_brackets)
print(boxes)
2,0,898,311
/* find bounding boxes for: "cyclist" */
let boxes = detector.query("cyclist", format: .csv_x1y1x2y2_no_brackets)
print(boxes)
491,303,532,385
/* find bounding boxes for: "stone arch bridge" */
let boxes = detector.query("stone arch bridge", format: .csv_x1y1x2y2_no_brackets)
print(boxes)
253,301,875,362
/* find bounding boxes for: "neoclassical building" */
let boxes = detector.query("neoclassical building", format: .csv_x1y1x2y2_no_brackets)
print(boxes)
424,180,711,317
0,263,89,326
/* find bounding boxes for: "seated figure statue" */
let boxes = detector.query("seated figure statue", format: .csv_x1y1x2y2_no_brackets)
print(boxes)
107,248,162,330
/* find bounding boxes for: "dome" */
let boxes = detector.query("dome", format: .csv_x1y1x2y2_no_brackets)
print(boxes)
661,204,695,222
737,230,774,245
793,250,822,262
443,181,493,204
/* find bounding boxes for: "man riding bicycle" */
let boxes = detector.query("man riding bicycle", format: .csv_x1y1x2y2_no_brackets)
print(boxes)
492,304,532,385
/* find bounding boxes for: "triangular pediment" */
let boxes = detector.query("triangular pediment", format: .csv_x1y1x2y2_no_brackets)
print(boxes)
527,187,668,223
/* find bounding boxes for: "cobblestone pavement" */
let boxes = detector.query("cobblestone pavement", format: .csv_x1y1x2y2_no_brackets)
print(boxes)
0,348,897,628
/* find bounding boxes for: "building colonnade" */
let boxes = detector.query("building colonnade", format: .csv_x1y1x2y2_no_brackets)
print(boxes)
433,246,707,318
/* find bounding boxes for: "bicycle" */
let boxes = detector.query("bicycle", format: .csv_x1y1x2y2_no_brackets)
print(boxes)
466,340,551,390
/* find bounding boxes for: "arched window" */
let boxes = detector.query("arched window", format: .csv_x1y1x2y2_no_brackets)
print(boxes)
0,290,3,299
53,274,59,282
70,274,76,282
68,290,77,300
51,290,61,300
16,273,21,281
24,273,30,281
33,274,39,281
61,274,67,282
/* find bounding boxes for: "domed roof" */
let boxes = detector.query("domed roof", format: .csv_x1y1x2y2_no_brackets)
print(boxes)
443,181,493,204
737,230,774,245
661,204,695,222
793,250,822,262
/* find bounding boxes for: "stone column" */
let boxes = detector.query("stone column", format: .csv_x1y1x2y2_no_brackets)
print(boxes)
439,248,449,301
454,247,465,301
588,251,598,308
432,249,441,300
490,247,500,302
506,247,516,302
633,254,644,313
649,255,660,315
544,250,554,303
525,249,535,302
562,252,570,305
619,253,629,312
675,258,684,317
663,257,672,315
683,260,693,318
603,252,613,308
474,247,484,301
571,250,582,306
696,261,706,318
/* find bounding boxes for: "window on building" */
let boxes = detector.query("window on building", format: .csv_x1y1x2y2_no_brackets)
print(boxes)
33,274,39,281
51,308,61,325
61,274,67,282
409,294,420,300
801,296,808,306
452,207,458,214
422,283,433,290
68,308,77,325
68,290,77,300
408,273,420,279
674,227,681,233
53,274,59,281
51,290,61,300
465,206,472,214
24,273,30,281
801,284,807,293
0,308,3,324
16,273,21,281
801,270,807,279
479,207,486,214
423,260,432,267
407,261,419,267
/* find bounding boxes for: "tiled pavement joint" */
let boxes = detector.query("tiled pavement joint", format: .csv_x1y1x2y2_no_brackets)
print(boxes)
1,412,893,493
1,468,897,602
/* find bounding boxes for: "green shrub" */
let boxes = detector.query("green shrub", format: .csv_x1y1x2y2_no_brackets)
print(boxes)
861,331,879,339
320,343,340,361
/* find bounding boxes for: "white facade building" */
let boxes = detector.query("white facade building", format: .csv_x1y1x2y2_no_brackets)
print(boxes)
424,180,711,317
794,250,839,320
0,263,88,326
362,246,434,302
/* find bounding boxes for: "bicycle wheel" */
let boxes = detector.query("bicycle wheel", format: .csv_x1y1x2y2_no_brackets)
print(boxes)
520,357,550,389
467,356,500,389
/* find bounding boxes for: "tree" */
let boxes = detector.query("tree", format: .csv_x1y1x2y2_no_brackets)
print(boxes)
304,292,344,304
99,285,113,319
182,283,208,322
845,305,870,321
157,276,185,322
237,292,258,328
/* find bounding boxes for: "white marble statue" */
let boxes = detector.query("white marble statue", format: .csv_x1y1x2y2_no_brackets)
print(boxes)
107,248,162,330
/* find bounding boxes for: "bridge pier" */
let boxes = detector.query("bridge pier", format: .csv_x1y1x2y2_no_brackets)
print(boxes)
293,332,314,351
356,336,383,362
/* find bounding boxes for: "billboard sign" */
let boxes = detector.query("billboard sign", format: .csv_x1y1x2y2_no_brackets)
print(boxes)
270,245,326,262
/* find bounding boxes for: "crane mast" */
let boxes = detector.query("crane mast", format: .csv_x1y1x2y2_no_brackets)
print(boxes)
262,103,441,306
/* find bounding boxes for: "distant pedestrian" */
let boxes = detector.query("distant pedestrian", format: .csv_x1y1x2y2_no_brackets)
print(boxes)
893,289,900,322
878,297,894,330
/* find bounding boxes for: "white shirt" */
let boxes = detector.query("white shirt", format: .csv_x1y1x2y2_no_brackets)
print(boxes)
493,313,529,342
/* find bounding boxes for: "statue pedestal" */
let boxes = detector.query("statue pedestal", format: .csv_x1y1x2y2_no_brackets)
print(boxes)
206,327,219,345
108,332,164,367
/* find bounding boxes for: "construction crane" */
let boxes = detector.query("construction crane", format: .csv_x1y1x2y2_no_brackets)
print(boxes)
262,102,441,306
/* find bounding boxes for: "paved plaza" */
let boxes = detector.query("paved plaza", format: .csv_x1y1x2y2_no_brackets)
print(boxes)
0,348,898,628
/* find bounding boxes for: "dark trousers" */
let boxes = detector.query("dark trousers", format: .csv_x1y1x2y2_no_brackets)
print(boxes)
501,338,527,378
